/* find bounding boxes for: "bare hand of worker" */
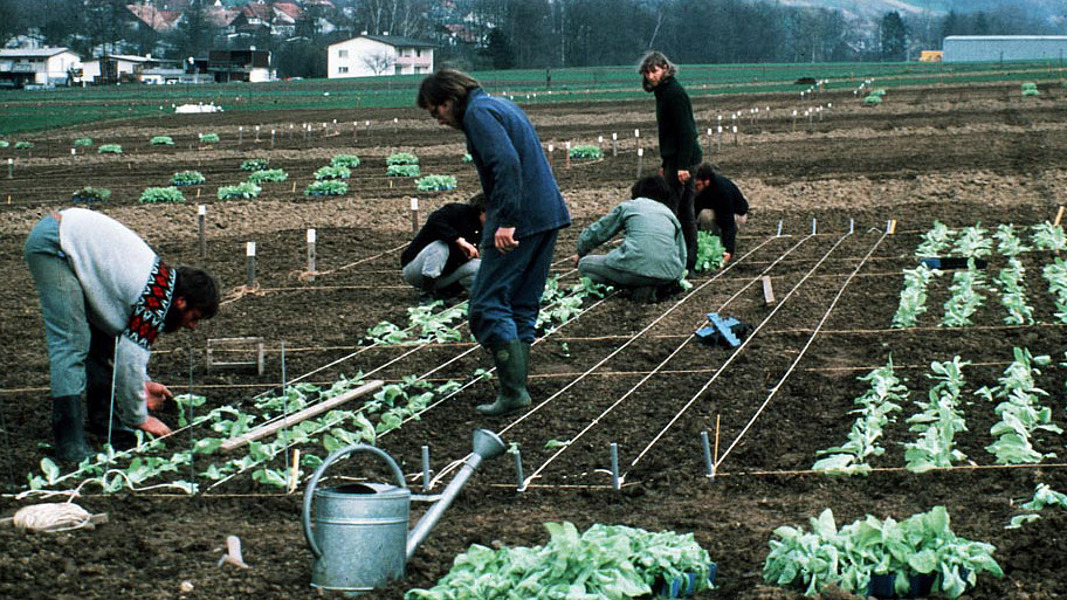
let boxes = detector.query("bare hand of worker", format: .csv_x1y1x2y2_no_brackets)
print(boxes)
138,415,173,437
457,237,479,260
722,252,732,266
494,227,519,253
144,381,173,411
571,254,580,268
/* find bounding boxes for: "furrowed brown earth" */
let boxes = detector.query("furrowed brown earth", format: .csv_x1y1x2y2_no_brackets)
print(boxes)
1,81,1067,600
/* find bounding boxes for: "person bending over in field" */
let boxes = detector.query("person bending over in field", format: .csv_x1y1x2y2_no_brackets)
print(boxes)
401,193,486,300
573,175,687,303
24,208,219,463
693,162,750,266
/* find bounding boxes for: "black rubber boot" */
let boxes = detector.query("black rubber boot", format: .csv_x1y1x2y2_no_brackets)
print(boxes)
51,395,93,464
85,353,138,450
477,340,532,416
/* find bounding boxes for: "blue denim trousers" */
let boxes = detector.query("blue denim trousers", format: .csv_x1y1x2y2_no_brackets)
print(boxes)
468,229,558,348
24,214,106,398
401,240,481,293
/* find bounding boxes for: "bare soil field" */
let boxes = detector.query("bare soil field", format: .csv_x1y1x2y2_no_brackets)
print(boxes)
1,81,1067,600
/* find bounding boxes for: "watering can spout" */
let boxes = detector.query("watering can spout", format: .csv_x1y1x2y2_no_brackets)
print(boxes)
406,429,506,559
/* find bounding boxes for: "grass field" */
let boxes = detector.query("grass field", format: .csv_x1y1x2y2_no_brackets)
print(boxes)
0,59,1064,135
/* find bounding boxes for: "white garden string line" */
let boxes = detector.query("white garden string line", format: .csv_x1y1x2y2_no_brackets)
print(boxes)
710,230,889,474
627,229,866,476
505,234,804,489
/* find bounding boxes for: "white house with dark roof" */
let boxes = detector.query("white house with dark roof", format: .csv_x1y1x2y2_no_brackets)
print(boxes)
327,34,434,78
0,47,81,87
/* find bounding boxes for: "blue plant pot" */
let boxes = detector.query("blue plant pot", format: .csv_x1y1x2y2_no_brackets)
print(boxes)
867,572,937,599
657,563,716,598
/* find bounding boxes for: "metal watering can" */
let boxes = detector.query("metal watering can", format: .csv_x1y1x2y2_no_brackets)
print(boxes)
302,429,506,595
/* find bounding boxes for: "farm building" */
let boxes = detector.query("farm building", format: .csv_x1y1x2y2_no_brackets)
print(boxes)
943,35,1067,62
0,47,81,87
327,34,435,78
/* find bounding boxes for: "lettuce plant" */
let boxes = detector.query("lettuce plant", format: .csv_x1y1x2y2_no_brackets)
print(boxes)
217,182,261,200
415,174,457,191
98,144,123,154
241,158,269,171
73,137,92,146
940,264,986,327
139,186,185,203
150,135,174,145
1032,222,1067,252
386,152,419,165
1041,258,1067,323
763,506,1001,598
314,165,351,180
892,264,937,328
975,347,1059,464
569,144,603,158
407,522,713,600
387,164,420,177
904,357,970,472
330,153,361,168
915,221,955,256
305,180,348,197
694,231,726,272
247,168,288,184
171,170,205,185
14,141,33,150
199,132,220,143
71,186,111,204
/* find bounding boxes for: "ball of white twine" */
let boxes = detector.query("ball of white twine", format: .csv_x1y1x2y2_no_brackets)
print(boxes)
13,503,92,532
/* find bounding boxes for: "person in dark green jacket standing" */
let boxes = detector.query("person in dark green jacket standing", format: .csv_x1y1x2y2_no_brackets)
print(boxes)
639,51,702,273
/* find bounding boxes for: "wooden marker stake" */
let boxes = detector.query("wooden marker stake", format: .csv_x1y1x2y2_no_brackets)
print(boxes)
762,275,776,305
198,205,207,258
565,141,571,170
1054,206,1065,227
306,228,317,281
246,241,257,287
888,219,898,235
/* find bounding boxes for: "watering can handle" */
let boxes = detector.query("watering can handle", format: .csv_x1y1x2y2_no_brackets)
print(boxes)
302,444,408,559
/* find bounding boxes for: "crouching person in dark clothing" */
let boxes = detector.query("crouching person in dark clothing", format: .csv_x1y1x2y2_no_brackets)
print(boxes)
574,175,687,303
694,163,750,265
24,208,220,463
401,194,486,299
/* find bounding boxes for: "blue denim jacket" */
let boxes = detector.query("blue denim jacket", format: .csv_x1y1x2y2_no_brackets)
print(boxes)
462,88,570,242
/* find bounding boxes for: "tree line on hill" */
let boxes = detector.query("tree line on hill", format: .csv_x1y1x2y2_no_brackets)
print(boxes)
0,0,1062,79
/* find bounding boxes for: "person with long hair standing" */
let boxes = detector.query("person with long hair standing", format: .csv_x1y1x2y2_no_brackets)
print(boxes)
417,68,571,416
639,51,702,273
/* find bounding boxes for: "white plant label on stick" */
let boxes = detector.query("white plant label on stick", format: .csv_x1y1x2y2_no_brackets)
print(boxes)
246,242,256,257
410,197,419,211
307,229,316,243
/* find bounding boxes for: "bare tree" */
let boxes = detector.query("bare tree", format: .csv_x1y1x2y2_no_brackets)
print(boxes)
362,51,395,75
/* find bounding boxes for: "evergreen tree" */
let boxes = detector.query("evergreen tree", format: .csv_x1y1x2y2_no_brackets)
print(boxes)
880,11,907,61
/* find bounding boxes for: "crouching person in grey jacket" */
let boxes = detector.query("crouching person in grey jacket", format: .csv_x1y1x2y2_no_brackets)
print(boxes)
24,208,220,463
574,175,687,303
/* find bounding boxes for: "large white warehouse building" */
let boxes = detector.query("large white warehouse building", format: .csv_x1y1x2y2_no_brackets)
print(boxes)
943,36,1067,62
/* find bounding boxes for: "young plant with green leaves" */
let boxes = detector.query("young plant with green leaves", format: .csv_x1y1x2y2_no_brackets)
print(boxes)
150,135,174,145
171,170,205,185
951,224,992,258
975,347,1059,464
994,258,1034,325
892,264,937,328
247,168,289,184
1007,483,1067,529
313,165,351,180
330,154,361,168
97,144,123,154
71,186,111,204
415,174,457,191
73,137,92,146
407,522,714,600
940,264,987,327
305,180,348,197
139,186,185,203
763,506,1002,599
916,221,955,257
386,152,419,165
199,132,220,143
694,231,726,272
1041,257,1067,323
241,158,269,171
569,144,603,158
903,357,970,473
14,141,34,150
387,164,421,177
993,224,1031,257
812,358,905,475
217,182,261,200
1030,222,1066,252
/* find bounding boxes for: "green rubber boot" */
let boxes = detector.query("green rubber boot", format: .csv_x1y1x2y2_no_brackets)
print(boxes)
52,395,93,464
477,340,532,416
